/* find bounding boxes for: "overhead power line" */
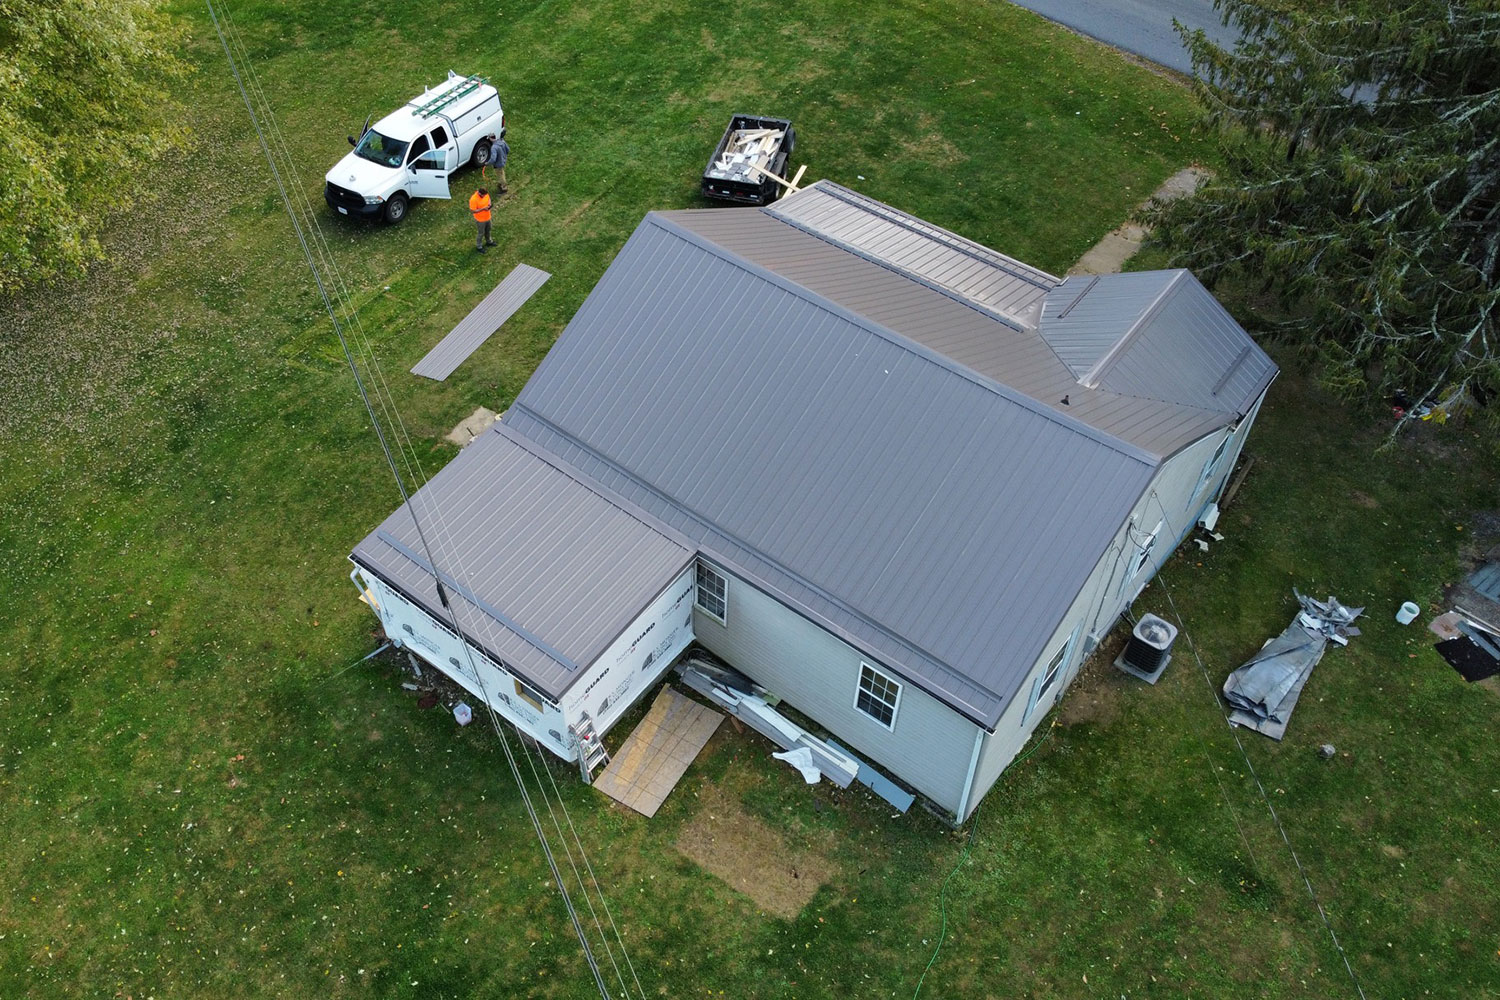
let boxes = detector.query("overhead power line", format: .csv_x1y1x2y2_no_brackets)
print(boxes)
204,4,642,994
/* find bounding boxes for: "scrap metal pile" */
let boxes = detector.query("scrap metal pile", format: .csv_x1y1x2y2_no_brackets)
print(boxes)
1222,590,1364,740
705,127,786,183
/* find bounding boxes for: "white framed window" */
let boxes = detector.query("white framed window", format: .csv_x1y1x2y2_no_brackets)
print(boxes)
1025,628,1078,723
1038,641,1068,699
1126,519,1164,584
1196,432,1232,497
854,662,901,730
695,560,728,623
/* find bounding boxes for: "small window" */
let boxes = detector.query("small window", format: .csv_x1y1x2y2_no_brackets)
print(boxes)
1127,519,1163,583
1038,640,1068,698
514,677,544,711
854,662,901,730
695,561,727,623
429,125,449,148
406,134,431,163
1196,433,1232,497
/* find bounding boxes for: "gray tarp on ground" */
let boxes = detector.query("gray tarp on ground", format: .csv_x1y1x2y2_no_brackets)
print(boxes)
1223,592,1363,740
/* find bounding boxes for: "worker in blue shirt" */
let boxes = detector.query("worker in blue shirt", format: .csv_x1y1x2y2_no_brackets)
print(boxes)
485,133,510,193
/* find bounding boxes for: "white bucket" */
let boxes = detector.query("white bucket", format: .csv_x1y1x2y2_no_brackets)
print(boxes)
453,702,473,726
1395,602,1420,625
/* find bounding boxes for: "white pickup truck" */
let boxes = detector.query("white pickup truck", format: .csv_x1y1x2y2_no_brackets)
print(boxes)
324,72,505,225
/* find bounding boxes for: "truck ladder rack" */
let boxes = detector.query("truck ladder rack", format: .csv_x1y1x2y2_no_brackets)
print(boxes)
410,75,487,119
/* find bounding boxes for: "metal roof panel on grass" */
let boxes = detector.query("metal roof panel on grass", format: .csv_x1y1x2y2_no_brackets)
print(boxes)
411,264,550,381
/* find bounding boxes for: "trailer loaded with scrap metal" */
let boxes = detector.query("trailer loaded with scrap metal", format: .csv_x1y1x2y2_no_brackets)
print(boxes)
701,114,796,205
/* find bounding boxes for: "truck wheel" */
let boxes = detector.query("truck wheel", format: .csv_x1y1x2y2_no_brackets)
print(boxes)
470,139,491,170
382,193,409,225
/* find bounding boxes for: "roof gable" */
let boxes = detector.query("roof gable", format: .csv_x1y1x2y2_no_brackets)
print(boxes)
1039,271,1277,417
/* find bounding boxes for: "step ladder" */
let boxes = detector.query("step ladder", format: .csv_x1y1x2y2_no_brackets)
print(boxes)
410,74,486,119
572,712,609,783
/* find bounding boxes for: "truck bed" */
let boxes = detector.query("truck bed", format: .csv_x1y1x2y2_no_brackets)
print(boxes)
702,114,795,206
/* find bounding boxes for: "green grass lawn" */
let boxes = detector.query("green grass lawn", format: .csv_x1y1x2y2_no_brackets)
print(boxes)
2,0,1497,997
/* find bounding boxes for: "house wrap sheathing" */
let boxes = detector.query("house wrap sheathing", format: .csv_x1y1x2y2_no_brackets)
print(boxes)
350,181,1276,821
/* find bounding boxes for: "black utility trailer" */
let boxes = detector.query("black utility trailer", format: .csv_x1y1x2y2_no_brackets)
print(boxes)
701,114,796,205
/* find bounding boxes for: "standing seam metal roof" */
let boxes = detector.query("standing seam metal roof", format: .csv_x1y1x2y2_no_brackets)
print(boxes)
510,212,1159,726
350,422,694,700
1038,272,1278,416
662,187,1257,460
766,181,1057,331
351,182,1275,727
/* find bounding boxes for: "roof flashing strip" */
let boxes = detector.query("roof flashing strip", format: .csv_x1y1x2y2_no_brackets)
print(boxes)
1054,275,1100,321
1211,344,1254,397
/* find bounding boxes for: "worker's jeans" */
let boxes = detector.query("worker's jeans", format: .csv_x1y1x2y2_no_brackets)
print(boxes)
475,219,491,249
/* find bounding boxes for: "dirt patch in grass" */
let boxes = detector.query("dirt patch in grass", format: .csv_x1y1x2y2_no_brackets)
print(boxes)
674,784,835,920
899,114,967,168
1057,644,1128,729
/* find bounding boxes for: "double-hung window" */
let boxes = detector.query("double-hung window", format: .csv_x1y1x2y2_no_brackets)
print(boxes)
695,561,728,623
1196,432,1232,498
1038,640,1067,699
854,662,901,730
1025,629,1078,723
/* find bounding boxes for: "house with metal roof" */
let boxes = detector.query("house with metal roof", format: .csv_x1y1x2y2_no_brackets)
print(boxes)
349,180,1276,822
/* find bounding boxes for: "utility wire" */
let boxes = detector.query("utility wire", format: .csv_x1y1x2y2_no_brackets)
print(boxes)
1145,492,1368,1000
220,12,643,991
911,719,1056,1000
205,5,616,995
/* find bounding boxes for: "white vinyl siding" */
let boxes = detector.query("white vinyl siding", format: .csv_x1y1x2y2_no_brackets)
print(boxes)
693,574,979,814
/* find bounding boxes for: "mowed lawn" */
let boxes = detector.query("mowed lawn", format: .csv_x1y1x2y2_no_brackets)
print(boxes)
1,0,1497,998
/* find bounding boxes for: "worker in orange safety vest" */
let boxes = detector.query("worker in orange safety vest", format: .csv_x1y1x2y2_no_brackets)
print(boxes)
469,187,494,252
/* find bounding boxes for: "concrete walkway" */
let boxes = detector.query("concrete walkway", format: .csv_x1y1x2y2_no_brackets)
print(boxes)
1069,166,1206,275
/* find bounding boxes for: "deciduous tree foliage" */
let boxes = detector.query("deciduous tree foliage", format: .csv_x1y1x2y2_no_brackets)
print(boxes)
1150,0,1500,422
0,0,187,294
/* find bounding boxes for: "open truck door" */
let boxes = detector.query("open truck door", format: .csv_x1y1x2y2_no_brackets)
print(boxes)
407,148,455,200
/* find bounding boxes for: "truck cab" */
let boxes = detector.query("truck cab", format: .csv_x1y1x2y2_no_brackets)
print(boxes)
325,72,505,225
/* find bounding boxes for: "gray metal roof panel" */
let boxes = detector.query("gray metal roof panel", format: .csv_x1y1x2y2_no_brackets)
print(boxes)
512,214,1157,726
766,181,1058,330
1040,271,1277,416
662,205,1236,458
411,264,550,381
350,423,693,699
